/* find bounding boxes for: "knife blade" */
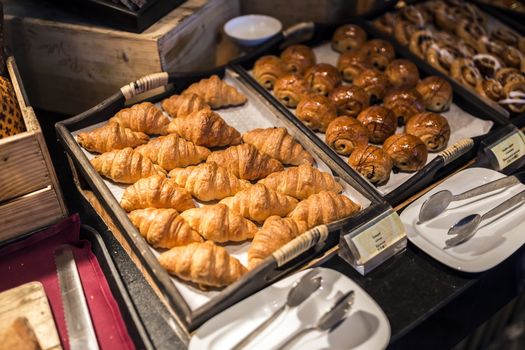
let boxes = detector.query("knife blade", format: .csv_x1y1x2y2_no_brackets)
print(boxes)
54,245,99,350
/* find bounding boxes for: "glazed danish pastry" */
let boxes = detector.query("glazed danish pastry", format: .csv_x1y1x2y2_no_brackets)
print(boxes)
426,42,463,73
416,76,453,112
348,145,393,185
450,58,482,89
373,13,397,35
357,106,397,144
331,24,367,53
383,134,428,172
405,112,451,152
394,19,421,47
361,39,396,71
280,44,316,75
476,78,504,102
456,19,487,51
253,55,287,90
409,30,435,59
325,116,369,156
304,63,342,96
274,74,310,108
354,69,389,103
502,80,525,114
329,85,369,117
296,94,338,132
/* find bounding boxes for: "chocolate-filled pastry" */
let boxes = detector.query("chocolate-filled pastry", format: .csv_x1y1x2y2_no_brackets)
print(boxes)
500,46,525,71
253,55,287,90
426,42,463,73
495,67,525,86
405,112,451,152
385,59,420,88
274,74,310,108
331,24,367,53
476,78,504,102
409,30,435,59
373,13,397,35
354,69,389,103
435,2,461,32
361,39,396,71
416,76,453,112
348,145,393,185
330,85,369,117
502,80,525,114
337,50,371,83
280,44,316,75
383,134,428,172
296,95,337,132
456,19,487,51
383,87,425,125
394,19,421,47
451,58,482,89
325,116,369,156
304,63,342,96
473,54,502,79
491,28,520,47
357,106,397,144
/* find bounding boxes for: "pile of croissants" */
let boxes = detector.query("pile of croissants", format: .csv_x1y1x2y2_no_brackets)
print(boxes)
76,75,361,289
373,0,525,114
252,24,453,185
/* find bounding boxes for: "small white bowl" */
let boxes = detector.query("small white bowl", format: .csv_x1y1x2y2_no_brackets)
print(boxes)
224,14,282,47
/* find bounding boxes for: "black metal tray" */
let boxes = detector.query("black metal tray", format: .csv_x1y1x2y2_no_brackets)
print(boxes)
473,0,525,34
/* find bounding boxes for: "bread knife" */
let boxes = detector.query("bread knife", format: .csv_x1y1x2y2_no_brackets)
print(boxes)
54,245,99,350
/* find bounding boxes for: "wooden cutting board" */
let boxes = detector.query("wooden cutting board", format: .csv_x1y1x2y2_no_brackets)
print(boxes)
0,281,62,350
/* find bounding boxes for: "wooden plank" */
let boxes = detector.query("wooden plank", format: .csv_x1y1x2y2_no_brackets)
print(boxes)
0,187,64,242
0,282,61,350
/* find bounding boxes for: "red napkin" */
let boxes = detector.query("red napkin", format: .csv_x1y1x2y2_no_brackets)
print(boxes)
0,214,135,350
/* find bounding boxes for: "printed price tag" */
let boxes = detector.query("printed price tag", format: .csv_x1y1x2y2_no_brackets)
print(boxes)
490,130,525,170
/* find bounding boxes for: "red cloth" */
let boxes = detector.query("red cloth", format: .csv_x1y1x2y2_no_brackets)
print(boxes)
0,214,135,350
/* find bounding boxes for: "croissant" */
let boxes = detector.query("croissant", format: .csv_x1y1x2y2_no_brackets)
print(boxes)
180,204,257,243
258,163,343,200
158,241,247,288
304,63,342,96
336,50,371,83
168,162,250,201
361,39,396,71
331,24,367,53
253,55,287,90
451,58,482,89
295,94,337,132
416,76,453,112
409,30,435,59
77,123,149,154
91,147,165,184
405,112,451,152
207,143,283,181
385,59,420,88
109,102,170,135
383,87,425,125
120,174,195,212
135,134,210,171
182,75,247,109
248,216,308,269
220,183,298,223
273,74,310,108
329,85,369,117
161,93,209,118
356,106,397,144
128,208,203,249
354,69,389,103
348,145,393,185
325,116,369,156
288,191,360,230
383,134,428,172
242,127,314,166
476,78,503,102
280,44,316,75
167,108,241,147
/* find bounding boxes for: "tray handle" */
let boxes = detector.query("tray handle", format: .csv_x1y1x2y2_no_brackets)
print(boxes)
120,72,169,100
272,225,329,267
440,138,474,166
282,21,315,40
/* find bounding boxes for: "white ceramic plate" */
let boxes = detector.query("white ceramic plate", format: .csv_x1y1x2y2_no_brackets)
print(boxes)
401,167,525,273
189,267,390,350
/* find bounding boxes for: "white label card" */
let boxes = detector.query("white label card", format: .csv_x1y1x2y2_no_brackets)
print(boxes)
490,130,525,170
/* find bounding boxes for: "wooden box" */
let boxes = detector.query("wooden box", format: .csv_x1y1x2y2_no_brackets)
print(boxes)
3,0,239,115
0,57,67,242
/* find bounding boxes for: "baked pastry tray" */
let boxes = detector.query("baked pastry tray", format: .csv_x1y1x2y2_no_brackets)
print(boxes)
56,68,390,332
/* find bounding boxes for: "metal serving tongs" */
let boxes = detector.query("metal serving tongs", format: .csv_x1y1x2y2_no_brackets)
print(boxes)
418,171,525,223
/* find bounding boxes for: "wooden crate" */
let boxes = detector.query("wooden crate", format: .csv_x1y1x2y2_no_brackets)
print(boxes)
0,56,67,242
3,0,239,115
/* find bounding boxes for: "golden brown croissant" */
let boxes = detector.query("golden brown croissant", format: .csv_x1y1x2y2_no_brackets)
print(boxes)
180,204,257,243
383,133,428,172
77,123,149,154
416,76,453,112
161,93,209,118
91,147,165,184
120,174,195,212
220,183,298,223
128,208,203,248
135,134,210,171
383,87,425,125
253,55,287,90
280,44,316,75
325,116,369,156
168,162,250,201
331,24,367,53
361,39,396,71
385,59,420,88
258,163,343,200
242,127,314,166
405,112,451,152
354,69,389,103
304,63,342,96
288,191,360,229
273,74,310,108
109,102,170,135
167,108,241,147
329,85,369,117
182,75,247,109
356,106,397,144
248,216,308,269
295,94,338,132
158,241,247,288
336,50,371,83
207,143,283,181
348,145,393,185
